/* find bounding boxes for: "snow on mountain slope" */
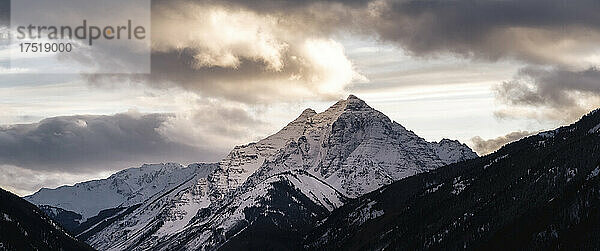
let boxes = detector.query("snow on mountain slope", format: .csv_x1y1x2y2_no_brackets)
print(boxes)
85,165,217,250
211,108,317,196
26,95,476,250
132,169,345,250
434,138,479,164
25,163,215,221
213,95,477,198
135,95,478,250
238,95,477,198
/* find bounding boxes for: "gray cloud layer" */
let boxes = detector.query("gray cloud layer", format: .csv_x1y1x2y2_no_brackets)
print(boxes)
0,103,269,195
470,130,538,155
198,0,600,65
494,67,600,121
376,0,600,64
0,113,206,172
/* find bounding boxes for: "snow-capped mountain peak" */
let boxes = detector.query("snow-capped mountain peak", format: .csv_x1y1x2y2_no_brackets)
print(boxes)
146,95,478,250
26,95,477,250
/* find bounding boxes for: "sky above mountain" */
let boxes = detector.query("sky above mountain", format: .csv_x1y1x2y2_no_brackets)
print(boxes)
2,0,600,195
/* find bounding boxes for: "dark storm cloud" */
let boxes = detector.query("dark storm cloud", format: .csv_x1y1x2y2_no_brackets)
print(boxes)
148,51,303,103
496,67,600,107
0,113,210,172
494,67,600,121
0,104,269,195
174,0,600,64
375,0,600,61
145,50,350,103
89,52,344,103
471,130,538,155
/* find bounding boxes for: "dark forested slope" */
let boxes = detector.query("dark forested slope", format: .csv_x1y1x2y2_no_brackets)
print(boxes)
0,188,94,250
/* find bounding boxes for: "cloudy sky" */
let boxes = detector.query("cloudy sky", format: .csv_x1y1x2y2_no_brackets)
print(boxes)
2,0,600,195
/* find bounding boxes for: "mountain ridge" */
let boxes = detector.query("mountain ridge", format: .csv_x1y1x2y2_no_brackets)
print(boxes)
127,95,477,250
23,95,477,250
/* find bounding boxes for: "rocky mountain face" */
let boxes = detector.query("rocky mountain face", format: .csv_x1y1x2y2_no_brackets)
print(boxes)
0,187,94,250
24,95,476,250
24,163,217,241
213,95,476,198
307,109,600,250
26,163,216,221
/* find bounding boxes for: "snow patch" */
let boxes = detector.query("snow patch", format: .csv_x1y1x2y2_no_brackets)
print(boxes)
349,200,384,226
483,154,509,169
566,168,577,182
427,183,444,194
451,177,468,195
287,172,345,211
589,124,600,134
587,166,600,180
538,131,556,138
2,213,12,222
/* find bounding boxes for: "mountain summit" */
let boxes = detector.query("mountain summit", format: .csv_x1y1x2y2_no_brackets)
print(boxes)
212,95,477,198
25,95,477,250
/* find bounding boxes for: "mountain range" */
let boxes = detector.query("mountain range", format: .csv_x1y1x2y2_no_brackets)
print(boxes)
23,95,477,250
18,95,600,250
